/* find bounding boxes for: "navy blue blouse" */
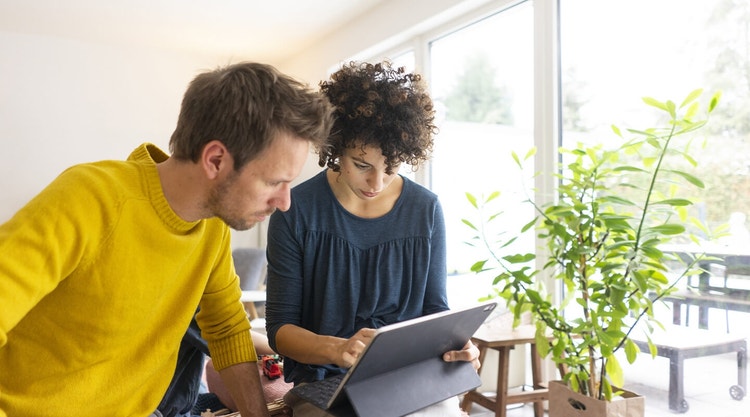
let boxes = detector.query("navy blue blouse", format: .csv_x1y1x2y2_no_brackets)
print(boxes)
265,170,448,384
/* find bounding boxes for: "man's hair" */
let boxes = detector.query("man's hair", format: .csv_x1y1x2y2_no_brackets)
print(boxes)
170,62,334,170
317,61,437,175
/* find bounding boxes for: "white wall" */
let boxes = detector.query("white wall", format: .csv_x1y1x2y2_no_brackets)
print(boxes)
283,0,496,82
0,32,264,243
0,0,493,248
0,33,213,216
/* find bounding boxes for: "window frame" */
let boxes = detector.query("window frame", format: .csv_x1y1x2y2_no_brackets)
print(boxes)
360,0,560,290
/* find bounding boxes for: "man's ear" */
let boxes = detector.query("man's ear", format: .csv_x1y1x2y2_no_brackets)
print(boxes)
201,140,233,180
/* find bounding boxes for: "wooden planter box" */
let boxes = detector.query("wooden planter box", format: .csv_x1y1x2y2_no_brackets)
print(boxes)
548,380,644,417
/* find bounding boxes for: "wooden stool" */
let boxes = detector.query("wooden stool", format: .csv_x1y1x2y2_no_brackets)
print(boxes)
461,324,548,417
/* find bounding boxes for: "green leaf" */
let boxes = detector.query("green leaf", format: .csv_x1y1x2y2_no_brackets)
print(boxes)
680,88,703,108
600,195,637,206
665,100,676,118
612,166,647,173
470,260,487,272
602,379,614,401
503,253,536,263
488,211,503,222
535,332,550,358
709,91,721,112
624,338,639,363
461,218,478,231
485,191,501,203
521,218,537,233
648,270,669,285
651,198,693,207
465,192,477,208
684,101,699,120
605,354,624,388
665,169,705,188
642,96,668,111
647,224,686,235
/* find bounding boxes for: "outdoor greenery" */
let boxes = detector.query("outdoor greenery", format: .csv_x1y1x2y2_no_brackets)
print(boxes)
704,0,750,137
463,90,721,400
442,53,514,125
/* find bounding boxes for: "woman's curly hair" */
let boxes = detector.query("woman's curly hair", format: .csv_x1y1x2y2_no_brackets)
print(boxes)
318,61,437,174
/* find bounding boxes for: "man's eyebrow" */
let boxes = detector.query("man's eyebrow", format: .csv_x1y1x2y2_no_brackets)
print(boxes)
259,172,291,184
269,176,294,184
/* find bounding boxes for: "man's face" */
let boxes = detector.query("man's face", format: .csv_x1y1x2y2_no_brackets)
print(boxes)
207,132,309,231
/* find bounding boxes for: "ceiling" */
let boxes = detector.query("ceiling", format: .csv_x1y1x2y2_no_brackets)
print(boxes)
0,0,387,63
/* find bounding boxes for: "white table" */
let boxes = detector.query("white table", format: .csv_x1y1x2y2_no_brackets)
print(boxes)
631,324,747,413
659,243,750,329
241,290,267,321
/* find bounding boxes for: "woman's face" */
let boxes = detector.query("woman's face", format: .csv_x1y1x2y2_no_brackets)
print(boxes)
338,144,400,201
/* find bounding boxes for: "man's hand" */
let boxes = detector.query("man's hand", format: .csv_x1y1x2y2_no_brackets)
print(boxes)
442,340,481,370
218,362,271,417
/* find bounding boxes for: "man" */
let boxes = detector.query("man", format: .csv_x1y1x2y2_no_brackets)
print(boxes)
0,62,333,417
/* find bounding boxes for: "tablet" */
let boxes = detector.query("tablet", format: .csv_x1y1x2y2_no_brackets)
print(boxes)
289,302,497,417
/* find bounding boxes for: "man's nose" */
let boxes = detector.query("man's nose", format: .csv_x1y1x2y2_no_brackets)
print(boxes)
272,185,292,212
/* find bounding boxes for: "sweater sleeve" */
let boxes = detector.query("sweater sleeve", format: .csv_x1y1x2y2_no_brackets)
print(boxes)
0,166,105,347
198,227,258,370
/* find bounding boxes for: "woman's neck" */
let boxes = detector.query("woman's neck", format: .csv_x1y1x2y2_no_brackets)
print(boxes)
326,170,403,219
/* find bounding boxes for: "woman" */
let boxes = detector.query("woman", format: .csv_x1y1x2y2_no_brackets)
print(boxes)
265,61,478,416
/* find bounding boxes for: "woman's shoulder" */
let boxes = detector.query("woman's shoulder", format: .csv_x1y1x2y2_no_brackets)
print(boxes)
291,169,329,198
275,170,334,221
401,175,440,204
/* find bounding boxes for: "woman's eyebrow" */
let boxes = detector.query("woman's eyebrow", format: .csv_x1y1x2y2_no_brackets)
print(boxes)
351,156,372,165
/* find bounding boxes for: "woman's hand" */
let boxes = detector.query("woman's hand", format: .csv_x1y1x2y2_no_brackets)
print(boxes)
442,340,481,370
335,328,376,368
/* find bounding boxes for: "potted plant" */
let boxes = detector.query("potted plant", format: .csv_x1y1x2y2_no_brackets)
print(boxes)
463,90,720,415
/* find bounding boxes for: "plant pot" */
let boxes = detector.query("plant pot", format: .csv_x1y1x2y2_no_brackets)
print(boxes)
548,380,645,417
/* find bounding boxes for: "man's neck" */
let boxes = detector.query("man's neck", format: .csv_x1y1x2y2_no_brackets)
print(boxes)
156,157,208,222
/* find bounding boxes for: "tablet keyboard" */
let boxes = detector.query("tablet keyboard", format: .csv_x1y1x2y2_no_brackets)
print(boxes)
290,373,346,410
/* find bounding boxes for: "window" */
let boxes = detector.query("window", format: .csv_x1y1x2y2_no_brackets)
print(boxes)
360,1,750,412
559,3,750,412
561,0,750,237
429,1,535,275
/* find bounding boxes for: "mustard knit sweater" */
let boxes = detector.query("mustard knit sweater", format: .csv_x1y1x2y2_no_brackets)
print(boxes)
0,144,256,416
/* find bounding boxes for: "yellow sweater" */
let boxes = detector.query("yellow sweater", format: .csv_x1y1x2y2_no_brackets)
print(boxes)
0,144,256,416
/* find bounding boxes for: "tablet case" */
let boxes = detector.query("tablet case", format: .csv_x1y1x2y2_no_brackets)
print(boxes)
291,302,497,417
